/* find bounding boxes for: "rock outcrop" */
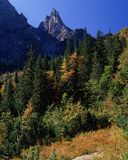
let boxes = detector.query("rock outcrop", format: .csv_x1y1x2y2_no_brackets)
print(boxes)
42,8,72,41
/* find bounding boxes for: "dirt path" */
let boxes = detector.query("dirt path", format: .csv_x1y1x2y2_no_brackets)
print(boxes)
73,152,102,160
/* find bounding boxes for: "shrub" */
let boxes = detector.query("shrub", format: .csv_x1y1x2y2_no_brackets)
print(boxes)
21,145,40,160
42,101,88,141
97,113,111,129
43,107,65,141
116,114,128,134
64,101,88,137
122,152,128,160
49,150,57,160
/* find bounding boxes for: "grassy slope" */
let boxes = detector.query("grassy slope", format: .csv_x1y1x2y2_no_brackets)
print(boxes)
40,126,128,160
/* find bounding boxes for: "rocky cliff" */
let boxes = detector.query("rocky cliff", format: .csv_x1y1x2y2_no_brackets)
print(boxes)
0,0,85,69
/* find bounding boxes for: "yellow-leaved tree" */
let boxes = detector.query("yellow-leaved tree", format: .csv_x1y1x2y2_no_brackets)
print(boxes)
60,58,69,82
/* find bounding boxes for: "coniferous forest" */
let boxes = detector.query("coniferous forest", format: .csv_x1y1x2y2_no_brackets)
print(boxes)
0,29,128,159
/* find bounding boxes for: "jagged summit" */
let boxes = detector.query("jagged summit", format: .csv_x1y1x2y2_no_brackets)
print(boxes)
51,8,59,16
41,8,72,41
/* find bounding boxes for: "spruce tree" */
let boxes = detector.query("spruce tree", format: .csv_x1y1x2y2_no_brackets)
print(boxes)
79,33,94,80
95,30,107,78
15,48,36,115
105,35,124,71
32,56,48,114
1,80,15,115
65,38,75,57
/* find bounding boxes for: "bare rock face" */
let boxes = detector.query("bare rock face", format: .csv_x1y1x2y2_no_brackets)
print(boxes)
38,9,85,56
43,8,72,41
37,8,72,56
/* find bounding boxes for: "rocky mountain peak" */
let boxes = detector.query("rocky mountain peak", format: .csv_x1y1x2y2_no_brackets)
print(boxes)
51,8,59,17
0,1,86,70
42,8,72,41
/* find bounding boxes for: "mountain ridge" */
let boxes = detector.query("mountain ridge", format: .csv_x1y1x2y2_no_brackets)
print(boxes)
0,0,85,70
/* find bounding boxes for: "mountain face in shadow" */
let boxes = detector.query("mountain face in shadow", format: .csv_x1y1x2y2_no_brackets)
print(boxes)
0,0,85,69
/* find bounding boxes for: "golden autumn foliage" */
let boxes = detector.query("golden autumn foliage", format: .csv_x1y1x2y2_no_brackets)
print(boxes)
119,28,128,39
46,70,55,79
118,46,128,69
12,81,16,89
60,58,69,82
23,102,33,119
60,52,79,82
68,68,75,78
69,52,79,79
69,52,78,69
0,84,4,94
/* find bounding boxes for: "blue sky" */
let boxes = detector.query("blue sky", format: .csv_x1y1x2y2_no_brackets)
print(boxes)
9,0,128,35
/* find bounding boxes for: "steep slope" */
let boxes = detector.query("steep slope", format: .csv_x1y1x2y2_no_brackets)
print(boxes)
0,1,86,70
0,0,42,67
40,126,127,160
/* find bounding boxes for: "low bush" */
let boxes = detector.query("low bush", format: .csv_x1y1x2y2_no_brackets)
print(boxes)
116,114,128,133
42,101,88,141
122,152,128,160
21,145,40,160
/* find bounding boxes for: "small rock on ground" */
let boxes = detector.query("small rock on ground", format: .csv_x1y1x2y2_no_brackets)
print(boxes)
73,152,102,160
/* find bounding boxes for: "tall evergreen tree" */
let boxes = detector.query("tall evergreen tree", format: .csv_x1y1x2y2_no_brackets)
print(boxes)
65,38,75,57
94,30,107,78
79,33,94,80
105,35,125,72
1,80,15,115
15,48,37,115
32,56,49,114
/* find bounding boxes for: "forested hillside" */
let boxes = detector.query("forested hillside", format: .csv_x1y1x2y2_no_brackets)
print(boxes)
0,29,128,159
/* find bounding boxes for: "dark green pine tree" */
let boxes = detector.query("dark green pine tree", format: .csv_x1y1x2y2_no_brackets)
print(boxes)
54,55,63,81
90,52,100,80
15,48,37,115
49,59,56,71
65,38,75,57
94,30,107,79
42,56,49,71
79,33,94,81
32,56,48,114
13,71,19,84
1,80,15,115
105,35,125,72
